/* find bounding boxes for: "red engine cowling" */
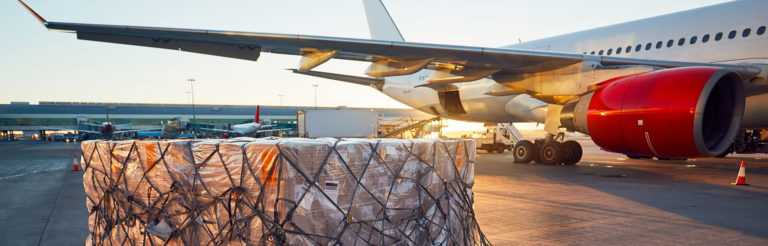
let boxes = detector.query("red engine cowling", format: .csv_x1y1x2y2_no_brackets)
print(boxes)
561,67,745,158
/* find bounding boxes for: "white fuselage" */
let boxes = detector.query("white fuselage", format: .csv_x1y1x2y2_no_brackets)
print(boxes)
380,0,768,128
232,122,261,135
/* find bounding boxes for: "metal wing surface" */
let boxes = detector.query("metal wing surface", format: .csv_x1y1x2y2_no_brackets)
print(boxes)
19,1,761,79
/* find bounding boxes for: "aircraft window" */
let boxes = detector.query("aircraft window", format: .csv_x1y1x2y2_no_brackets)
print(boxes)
607,49,613,55
758,26,766,35
728,30,737,39
636,44,642,52
590,51,595,55
646,43,652,50
678,38,685,46
715,32,723,41
626,46,632,53
599,50,604,55
616,47,622,54
666,40,674,47
656,41,663,49
702,34,710,43
690,36,697,44
743,28,751,37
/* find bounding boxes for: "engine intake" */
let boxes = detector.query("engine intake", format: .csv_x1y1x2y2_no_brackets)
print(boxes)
561,67,745,158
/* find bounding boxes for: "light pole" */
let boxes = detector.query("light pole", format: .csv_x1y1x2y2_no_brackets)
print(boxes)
312,84,319,109
278,94,284,106
187,78,196,137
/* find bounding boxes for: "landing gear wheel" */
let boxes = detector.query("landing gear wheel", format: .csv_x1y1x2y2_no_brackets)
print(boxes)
496,144,506,153
538,142,563,165
562,140,582,165
513,140,535,163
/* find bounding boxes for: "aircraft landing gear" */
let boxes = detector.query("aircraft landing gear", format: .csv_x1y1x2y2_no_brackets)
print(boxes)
513,133,582,165
513,140,535,163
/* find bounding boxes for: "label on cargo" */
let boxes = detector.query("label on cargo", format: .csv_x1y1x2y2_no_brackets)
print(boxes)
324,181,339,203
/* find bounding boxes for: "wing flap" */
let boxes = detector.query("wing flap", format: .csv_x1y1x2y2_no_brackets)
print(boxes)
78,32,261,61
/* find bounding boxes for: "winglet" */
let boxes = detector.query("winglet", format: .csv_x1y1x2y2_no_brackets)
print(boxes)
18,0,48,26
362,0,404,42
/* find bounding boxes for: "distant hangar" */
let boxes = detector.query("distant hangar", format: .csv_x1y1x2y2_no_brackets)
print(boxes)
0,101,433,139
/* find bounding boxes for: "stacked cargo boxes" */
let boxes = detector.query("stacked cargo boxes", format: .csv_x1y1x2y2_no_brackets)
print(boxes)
81,138,488,245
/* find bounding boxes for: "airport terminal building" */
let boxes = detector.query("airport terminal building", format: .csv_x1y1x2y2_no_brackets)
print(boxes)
0,101,431,140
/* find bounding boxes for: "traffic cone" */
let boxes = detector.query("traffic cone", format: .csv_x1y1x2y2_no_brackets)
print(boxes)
72,154,80,171
732,161,748,185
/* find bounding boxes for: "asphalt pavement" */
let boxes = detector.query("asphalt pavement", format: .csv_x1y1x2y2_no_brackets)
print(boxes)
474,138,768,245
0,141,87,246
0,139,767,245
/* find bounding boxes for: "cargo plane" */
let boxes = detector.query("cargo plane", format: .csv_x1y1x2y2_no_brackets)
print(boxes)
19,0,768,164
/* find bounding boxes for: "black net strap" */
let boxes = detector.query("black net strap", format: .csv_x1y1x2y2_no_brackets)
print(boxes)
82,139,490,245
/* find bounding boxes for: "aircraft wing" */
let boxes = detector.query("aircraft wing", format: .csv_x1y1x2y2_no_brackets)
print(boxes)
76,130,100,134
257,128,293,133
113,127,163,134
43,127,96,133
80,122,102,128
200,128,236,134
19,1,762,80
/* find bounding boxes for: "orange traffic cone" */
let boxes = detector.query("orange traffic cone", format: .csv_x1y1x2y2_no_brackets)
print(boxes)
732,161,748,185
72,154,80,171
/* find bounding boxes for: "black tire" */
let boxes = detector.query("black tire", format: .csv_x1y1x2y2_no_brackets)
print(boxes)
715,151,729,158
562,140,582,165
626,154,651,159
532,140,544,163
513,140,535,163
496,144,506,154
486,146,495,154
538,142,563,165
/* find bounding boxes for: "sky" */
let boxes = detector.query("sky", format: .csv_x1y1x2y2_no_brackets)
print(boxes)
0,0,731,108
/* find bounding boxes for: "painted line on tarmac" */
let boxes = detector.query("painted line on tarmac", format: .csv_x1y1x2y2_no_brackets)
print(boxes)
0,167,67,180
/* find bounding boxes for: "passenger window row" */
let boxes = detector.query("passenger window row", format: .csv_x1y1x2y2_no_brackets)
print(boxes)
584,26,766,56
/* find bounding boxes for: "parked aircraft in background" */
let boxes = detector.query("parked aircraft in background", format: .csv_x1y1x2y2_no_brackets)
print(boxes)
54,105,162,140
200,106,292,137
20,0,768,164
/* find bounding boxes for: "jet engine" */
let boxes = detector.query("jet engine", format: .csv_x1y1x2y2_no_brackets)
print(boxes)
560,67,745,158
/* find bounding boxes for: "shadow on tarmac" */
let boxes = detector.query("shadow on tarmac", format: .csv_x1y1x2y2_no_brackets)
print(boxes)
475,154,768,240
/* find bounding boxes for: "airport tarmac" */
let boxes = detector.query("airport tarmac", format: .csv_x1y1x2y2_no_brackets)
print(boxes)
474,138,768,245
0,139,766,245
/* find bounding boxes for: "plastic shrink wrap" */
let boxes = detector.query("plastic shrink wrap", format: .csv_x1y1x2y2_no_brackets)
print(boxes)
81,138,489,245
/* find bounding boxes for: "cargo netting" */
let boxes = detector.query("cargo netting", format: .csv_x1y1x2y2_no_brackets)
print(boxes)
81,138,490,245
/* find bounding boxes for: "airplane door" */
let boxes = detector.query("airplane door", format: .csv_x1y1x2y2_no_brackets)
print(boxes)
438,90,467,116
